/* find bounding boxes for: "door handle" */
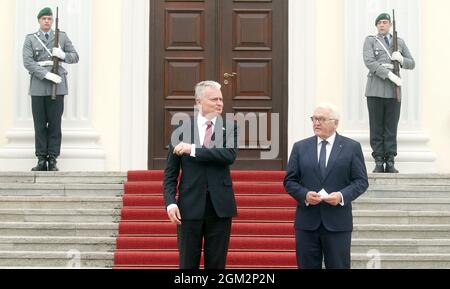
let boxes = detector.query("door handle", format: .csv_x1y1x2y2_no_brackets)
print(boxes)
224,72,238,79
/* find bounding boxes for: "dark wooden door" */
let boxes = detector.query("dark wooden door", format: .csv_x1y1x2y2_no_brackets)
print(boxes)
149,0,288,170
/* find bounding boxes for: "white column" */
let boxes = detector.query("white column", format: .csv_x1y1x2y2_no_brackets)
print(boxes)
0,0,105,171
288,0,316,156
119,0,150,171
343,0,437,173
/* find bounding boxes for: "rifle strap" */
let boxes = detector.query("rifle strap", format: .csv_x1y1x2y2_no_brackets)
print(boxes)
34,34,53,58
373,35,392,60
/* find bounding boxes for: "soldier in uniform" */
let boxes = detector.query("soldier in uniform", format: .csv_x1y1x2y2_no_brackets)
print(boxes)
363,13,415,173
23,7,79,171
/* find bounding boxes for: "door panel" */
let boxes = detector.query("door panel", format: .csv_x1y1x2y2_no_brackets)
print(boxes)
149,0,288,170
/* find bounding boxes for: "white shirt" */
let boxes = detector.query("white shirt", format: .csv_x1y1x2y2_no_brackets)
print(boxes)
306,133,345,207
190,114,217,157
317,133,336,167
167,113,217,212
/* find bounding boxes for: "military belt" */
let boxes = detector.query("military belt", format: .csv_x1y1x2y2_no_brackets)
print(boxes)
37,61,56,67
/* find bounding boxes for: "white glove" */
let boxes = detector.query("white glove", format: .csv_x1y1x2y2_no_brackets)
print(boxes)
52,47,66,60
45,72,62,84
382,63,394,70
388,71,402,87
391,51,404,65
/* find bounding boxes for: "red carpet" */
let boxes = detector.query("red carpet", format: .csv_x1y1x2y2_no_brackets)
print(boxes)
114,171,297,269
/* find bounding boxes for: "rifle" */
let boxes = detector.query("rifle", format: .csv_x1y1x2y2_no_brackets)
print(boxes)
51,7,60,101
392,9,402,103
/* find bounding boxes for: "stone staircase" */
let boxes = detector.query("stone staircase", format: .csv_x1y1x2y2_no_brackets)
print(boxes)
0,172,125,269
0,172,450,269
352,174,450,269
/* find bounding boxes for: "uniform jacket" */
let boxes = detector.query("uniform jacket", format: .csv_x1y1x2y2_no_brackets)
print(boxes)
23,30,79,96
363,34,415,99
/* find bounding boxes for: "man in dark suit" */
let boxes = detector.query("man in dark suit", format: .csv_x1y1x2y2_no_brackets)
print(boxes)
284,103,369,269
163,81,238,269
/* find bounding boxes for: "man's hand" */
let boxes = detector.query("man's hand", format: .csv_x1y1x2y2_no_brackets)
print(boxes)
382,63,394,70
52,47,66,60
391,51,404,65
388,71,402,87
168,207,182,224
44,72,62,84
306,192,322,206
322,192,343,207
173,142,192,156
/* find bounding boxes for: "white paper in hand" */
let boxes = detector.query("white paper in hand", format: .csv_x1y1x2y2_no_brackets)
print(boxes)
318,189,329,199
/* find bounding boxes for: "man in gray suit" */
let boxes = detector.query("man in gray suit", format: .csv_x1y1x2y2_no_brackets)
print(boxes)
363,13,415,173
23,7,79,171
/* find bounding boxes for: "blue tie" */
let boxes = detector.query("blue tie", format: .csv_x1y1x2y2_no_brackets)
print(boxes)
319,140,328,179
384,36,390,47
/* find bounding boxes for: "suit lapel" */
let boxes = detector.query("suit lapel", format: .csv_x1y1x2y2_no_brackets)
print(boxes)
323,134,344,182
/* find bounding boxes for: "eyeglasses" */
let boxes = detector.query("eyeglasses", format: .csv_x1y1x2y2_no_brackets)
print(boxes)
310,116,337,124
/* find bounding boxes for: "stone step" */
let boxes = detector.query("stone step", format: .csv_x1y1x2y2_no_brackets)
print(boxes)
3,208,450,224
0,223,118,237
3,222,448,239
363,185,450,198
351,253,450,269
351,239,450,254
0,237,115,252
354,198,450,211
0,196,122,210
353,210,450,225
369,174,450,186
0,209,120,223
0,184,123,197
0,172,127,184
353,225,450,239
2,208,450,224
1,183,448,198
0,251,113,268
2,196,450,211
4,196,450,211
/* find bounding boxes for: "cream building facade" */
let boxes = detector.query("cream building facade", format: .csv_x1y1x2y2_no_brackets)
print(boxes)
0,0,449,173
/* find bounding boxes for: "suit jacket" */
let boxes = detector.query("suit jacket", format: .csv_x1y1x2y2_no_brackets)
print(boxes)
23,30,79,96
284,133,369,232
363,34,415,99
163,116,239,221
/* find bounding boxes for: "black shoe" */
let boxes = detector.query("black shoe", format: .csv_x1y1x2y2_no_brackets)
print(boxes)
373,157,385,173
32,157,48,171
385,156,399,174
48,156,59,172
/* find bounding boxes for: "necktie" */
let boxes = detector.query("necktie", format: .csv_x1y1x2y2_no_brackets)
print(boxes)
384,36,390,47
45,33,49,41
319,140,328,179
203,121,214,148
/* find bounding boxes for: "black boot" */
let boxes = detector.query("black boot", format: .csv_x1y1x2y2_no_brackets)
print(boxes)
48,156,59,172
32,157,48,171
385,156,399,174
373,157,385,173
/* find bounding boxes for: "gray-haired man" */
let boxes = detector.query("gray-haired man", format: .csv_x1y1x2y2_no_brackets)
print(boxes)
23,7,79,171
163,81,239,269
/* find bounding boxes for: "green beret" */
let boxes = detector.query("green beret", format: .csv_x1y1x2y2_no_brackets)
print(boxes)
375,13,391,25
37,7,53,19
